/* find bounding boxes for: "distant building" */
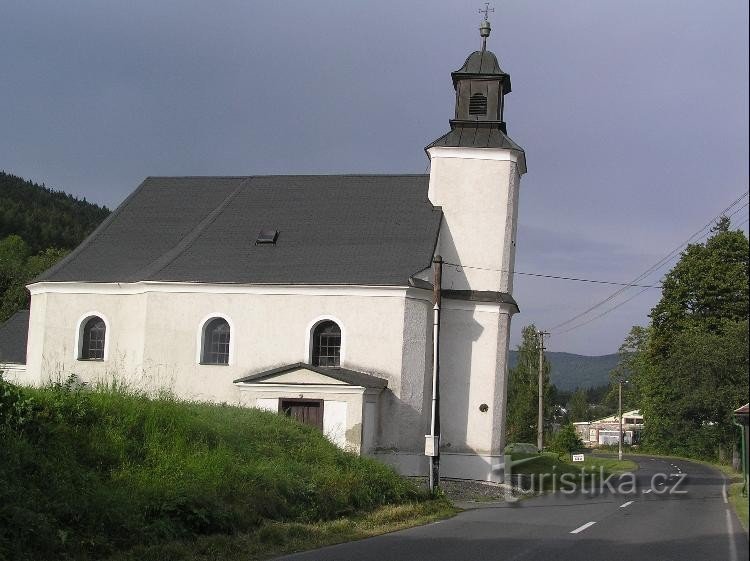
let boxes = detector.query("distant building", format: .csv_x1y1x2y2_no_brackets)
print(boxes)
574,409,644,447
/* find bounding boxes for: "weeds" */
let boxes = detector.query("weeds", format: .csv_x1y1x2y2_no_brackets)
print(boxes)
0,377,427,561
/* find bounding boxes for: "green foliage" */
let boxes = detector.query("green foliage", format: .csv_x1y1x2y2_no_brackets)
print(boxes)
568,388,590,422
0,380,424,561
641,320,749,459
650,217,749,356
0,373,36,432
619,219,749,461
0,235,70,322
506,324,552,443
549,423,584,454
0,172,109,322
0,171,109,255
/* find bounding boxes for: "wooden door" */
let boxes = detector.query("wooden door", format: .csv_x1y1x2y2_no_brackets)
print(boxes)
279,399,324,430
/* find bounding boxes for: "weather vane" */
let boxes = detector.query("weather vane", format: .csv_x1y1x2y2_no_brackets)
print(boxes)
479,2,494,21
478,2,493,50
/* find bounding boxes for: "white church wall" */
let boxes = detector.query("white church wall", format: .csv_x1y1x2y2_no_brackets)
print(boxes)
427,147,521,293
436,299,514,482
27,290,148,388
376,293,432,453
26,284,423,426
323,400,348,448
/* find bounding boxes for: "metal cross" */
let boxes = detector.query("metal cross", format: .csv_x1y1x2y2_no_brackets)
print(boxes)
479,2,494,21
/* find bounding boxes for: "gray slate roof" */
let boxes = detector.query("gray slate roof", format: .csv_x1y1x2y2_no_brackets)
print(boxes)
452,49,512,92
36,175,442,286
426,124,524,151
234,362,388,389
426,125,527,173
0,310,29,364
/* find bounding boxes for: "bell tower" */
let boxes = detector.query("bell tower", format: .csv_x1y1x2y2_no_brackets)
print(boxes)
425,12,526,294
424,11,526,482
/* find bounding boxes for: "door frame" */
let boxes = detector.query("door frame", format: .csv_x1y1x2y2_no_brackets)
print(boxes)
279,398,324,430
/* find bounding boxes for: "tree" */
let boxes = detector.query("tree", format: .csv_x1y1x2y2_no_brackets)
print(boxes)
650,217,748,356
506,324,552,444
569,388,589,422
0,235,69,322
622,219,749,460
549,423,584,455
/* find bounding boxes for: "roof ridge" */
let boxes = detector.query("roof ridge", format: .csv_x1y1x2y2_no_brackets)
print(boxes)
133,178,252,281
30,178,151,284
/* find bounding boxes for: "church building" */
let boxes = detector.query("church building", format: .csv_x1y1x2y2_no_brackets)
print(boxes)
9,19,526,481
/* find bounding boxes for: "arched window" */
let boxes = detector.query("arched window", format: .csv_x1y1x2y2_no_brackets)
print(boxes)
80,317,106,360
469,92,487,116
312,320,341,367
202,318,231,365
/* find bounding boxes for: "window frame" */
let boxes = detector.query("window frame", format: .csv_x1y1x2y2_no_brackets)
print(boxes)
307,317,343,367
197,314,235,366
74,312,110,362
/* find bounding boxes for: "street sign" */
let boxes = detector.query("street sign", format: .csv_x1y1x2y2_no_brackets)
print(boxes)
572,453,585,462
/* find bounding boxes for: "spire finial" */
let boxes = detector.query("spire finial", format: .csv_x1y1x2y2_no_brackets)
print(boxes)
479,3,493,51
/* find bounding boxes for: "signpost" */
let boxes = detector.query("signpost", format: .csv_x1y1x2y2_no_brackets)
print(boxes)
572,453,585,462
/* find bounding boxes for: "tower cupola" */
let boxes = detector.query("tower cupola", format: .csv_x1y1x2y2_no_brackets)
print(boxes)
426,10,525,172
451,48,511,130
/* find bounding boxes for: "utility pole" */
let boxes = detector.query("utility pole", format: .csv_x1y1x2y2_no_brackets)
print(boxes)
537,330,549,451
427,255,442,493
618,379,627,461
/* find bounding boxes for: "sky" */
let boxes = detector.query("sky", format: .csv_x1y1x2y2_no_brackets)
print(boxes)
1,1,748,355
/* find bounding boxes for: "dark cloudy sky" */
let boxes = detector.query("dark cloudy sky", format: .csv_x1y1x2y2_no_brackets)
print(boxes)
2,1,748,355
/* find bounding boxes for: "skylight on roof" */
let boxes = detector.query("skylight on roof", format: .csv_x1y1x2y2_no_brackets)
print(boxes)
256,229,279,245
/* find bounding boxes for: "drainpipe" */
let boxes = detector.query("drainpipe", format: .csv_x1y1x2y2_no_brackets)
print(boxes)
427,255,442,493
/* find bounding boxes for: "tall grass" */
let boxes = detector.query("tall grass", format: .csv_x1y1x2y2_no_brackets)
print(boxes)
0,376,423,561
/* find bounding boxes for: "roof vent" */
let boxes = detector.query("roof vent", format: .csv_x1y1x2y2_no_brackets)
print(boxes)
256,229,279,245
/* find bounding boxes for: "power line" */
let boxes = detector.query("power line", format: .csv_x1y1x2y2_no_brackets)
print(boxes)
547,189,749,334
442,261,662,288
550,207,750,336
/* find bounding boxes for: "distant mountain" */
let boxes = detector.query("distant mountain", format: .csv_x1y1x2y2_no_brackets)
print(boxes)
509,351,619,391
0,171,109,254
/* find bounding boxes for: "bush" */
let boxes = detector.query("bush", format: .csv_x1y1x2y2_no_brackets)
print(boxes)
548,423,584,455
0,372,36,432
504,442,539,455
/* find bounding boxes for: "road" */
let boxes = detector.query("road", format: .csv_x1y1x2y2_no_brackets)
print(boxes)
274,455,748,561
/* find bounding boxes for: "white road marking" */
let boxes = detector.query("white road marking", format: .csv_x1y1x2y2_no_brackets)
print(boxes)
570,521,597,534
643,489,652,494
620,501,634,508
722,482,728,504
726,509,738,561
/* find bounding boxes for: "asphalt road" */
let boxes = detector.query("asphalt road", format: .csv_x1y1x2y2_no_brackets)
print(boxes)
274,455,748,561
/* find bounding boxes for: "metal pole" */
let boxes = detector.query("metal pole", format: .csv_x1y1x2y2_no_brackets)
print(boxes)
618,380,623,461
537,331,547,451
428,256,442,493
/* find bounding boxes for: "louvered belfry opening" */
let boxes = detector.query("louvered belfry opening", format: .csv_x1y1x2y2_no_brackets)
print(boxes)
469,93,488,116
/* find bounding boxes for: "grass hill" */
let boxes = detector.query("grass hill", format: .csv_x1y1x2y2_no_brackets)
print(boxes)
0,377,447,561
0,171,109,254
509,351,619,391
